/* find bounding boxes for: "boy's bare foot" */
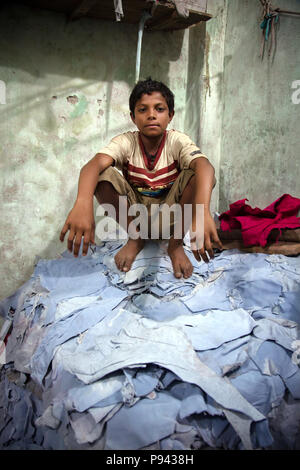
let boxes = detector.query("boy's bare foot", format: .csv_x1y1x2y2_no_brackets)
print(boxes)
167,239,193,279
114,238,145,272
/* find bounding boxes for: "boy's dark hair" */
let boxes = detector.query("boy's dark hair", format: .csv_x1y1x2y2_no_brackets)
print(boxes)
129,77,174,116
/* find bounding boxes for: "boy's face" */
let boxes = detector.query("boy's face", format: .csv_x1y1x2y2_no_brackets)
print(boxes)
131,91,174,139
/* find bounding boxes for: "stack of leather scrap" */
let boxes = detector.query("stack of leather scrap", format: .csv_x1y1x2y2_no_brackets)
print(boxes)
0,237,299,450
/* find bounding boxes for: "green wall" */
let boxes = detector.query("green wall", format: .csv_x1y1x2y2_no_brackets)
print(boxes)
219,0,300,211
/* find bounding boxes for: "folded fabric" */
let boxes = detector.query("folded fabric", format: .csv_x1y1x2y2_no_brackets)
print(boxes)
219,194,300,247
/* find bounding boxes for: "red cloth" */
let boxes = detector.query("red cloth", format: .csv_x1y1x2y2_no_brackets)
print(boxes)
219,194,300,247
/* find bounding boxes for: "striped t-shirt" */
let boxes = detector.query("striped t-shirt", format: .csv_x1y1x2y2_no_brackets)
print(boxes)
98,129,208,197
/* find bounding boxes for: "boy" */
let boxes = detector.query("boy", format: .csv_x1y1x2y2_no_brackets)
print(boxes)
60,78,222,279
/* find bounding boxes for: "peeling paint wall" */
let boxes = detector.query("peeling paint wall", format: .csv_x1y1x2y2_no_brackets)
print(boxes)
0,3,208,300
219,0,300,211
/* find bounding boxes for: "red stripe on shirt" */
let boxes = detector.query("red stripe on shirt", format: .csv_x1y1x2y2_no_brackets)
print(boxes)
128,171,179,188
127,161,178,178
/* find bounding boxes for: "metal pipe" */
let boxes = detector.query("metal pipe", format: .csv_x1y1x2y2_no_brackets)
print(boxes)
135,10,152,83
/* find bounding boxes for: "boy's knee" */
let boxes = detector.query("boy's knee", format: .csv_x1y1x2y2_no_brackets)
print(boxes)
95,166,120,198
94,180,113,198
97,180,113,190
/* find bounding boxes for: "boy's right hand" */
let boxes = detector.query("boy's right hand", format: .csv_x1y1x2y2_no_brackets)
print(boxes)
59,199,95,257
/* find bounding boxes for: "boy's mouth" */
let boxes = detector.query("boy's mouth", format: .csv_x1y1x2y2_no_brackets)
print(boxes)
145,124,160,128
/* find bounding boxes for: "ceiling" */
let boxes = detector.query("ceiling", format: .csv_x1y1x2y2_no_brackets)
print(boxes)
10,0,212,31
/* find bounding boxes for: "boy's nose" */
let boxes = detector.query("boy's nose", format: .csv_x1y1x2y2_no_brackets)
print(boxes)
147,109,157,119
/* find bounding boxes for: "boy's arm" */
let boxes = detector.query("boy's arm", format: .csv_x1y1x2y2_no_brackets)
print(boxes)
59,153,114,257
189,157,223,262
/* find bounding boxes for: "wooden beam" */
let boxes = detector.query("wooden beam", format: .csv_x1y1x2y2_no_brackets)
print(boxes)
69,0,98,21
275,8,300,16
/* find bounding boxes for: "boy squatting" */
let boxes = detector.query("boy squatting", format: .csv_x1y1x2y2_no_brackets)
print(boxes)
59,78,223,279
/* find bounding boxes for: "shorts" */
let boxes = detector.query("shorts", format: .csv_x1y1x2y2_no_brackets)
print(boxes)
95,166,195,239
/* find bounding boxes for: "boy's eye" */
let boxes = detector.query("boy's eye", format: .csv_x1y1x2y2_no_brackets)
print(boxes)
136,106,166,113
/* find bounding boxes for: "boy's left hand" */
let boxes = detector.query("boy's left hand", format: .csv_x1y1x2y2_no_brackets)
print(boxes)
190,210,223,263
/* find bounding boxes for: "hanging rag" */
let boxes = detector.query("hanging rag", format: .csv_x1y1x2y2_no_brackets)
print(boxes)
259,0,279,60
114,0,124,22
219,194,300,247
